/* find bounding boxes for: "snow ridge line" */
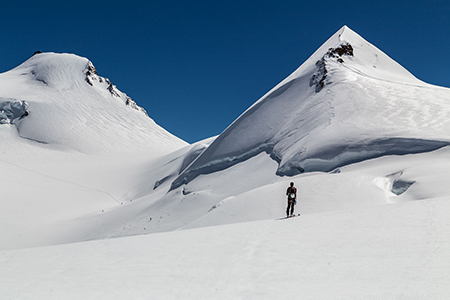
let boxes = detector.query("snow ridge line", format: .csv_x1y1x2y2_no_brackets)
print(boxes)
170,142,276,190
0,157,122,205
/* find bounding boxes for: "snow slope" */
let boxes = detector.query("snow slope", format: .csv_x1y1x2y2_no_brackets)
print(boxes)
74,25,450,242
0,52,187,249
0,52,187,155
1,26,450,299
172,25,450,188
2,192,450,300
3,26,450,248
84,142,450,241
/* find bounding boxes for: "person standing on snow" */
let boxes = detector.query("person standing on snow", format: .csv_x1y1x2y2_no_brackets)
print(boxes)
286,182,297,217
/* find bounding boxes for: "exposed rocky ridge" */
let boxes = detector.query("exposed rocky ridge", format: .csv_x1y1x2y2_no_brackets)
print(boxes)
310,43,353,92
84,61,148,116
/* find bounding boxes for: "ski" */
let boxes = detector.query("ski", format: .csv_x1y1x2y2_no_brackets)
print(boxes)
276,214,300,220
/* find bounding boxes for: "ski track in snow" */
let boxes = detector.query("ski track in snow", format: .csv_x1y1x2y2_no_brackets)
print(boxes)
0,156,121,205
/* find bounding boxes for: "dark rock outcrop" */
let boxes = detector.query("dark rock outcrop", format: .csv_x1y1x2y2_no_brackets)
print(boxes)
83,61,148,116
310,43,354,93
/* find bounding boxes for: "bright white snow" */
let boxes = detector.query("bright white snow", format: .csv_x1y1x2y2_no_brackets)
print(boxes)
1,26,450,299
2,193,450,299
0,52,186,155
172,26,450,188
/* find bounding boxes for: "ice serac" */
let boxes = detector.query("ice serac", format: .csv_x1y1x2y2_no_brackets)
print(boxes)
0,52,187,155
172,26,450,189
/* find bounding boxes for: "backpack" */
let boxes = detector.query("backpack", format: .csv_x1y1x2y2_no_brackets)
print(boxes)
288,187,296,199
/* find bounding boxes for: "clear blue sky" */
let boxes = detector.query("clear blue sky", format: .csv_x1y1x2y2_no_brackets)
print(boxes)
1,0,449,143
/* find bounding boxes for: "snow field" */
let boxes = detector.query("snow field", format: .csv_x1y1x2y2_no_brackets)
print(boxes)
1,26,450,299
1,196,450,300
0,127,168,249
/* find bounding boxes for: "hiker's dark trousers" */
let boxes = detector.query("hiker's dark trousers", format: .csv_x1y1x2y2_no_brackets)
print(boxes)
286,200,295,216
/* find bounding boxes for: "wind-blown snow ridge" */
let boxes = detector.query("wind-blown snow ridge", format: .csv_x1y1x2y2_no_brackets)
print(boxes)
171,25,450,189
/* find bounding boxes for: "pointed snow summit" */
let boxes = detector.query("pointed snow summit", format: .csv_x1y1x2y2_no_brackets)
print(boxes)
292,25,421,88
172,26,450,188
0,52,187,155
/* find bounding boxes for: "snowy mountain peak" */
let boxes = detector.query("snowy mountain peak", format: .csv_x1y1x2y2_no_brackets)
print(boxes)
330,26,419,83
11,52,148,116
12,52,90,88
335,24,361,41
290,25,421,91
171,26,450,189
0,52,187,155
